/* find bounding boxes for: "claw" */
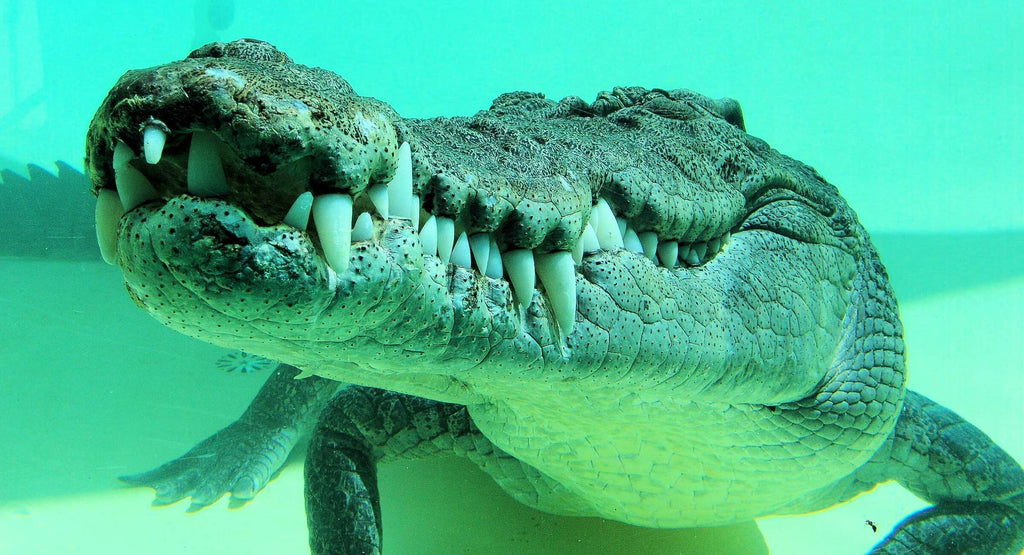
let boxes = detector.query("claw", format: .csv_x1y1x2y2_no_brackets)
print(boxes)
232,477,258,500
119,365,335,513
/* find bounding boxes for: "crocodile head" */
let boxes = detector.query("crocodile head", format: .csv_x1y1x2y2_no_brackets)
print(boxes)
87,40,904,523
86,37,890,401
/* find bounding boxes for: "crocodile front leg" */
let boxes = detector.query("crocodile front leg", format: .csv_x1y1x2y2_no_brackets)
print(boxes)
121,364,339,508
862,390,1024,554
304,387,481,555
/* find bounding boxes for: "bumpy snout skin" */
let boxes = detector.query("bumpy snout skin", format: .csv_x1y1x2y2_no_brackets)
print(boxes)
87,40,401,222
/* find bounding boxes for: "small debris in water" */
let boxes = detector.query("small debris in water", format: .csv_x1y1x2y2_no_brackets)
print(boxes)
216,351,273,373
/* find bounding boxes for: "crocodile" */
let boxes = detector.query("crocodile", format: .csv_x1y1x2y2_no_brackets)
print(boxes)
86,39,1024,554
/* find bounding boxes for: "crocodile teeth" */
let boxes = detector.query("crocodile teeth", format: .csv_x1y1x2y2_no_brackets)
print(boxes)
623,228,643,253
283,192,313,230
581,223,601,253
485,235,503,278
677,245,691,266
387,142,413,219
187,131,229,196
451,232,471,269
312,194,353,274
412,195,421,229
502,249,535,306
115,165,159,212
683,246,700,266
352,212,373,242
638,232,658,261
367,184,389,219
112,142,159,212
573,222,600,264
593,199,623,250
708,236,722,256
95,188,123,265
419,215,438,257
692,241,708,262
435,216,455,265
535,251,576,335
113,141,133,170
657,240,678,268
469,233,491,275
143,124,167,164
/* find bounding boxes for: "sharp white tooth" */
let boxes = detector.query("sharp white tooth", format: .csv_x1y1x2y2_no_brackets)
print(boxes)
638,231,658,261
692,241,709,262
95,189,124,265
419,215,438,257
451,232,471,268
594,199,623,250
485,236,503,278
581,223,601,253
283,192,313,230
534,251,576,334
469,233,490,274
623,228,643,253
616,217,627,238
412,195,421,229
143,125,166,164
708,236,722,256
113,141,134,170
678,244,692,266
367,184,389,219
572,237,584,265
657,240,678,268
502,249,535,306
187,131,228,196
114,163,159,212
436,216,455,265
387,142,413,219
352,212,373,242
312,194,353,274
684,246,700,266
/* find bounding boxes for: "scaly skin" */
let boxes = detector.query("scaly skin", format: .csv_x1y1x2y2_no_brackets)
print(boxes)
88,40,1024,554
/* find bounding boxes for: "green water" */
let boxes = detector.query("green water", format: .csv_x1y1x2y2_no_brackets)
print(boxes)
1,1,1021,554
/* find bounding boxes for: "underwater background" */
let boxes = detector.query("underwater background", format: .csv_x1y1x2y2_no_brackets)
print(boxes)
0,1,1021,553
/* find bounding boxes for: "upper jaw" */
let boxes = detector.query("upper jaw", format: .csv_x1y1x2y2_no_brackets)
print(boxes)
85,39,407,280
85,42,401,210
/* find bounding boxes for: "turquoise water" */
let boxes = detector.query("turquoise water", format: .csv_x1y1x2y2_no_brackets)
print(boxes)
1,1,1021,553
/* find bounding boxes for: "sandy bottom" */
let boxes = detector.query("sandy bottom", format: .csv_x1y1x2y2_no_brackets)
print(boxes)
0,258,1020,554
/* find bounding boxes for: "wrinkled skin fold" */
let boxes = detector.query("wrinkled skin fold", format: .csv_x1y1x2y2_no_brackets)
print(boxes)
88,39,1024,554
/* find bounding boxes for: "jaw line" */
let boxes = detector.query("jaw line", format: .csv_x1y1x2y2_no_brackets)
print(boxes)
114,193,527,399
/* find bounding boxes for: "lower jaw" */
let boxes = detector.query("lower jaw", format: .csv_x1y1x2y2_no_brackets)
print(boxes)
114,196,496,372
120,194,329,281
116,196,336,344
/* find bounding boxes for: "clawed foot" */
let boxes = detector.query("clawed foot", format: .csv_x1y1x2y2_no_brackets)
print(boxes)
120,421,301,511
